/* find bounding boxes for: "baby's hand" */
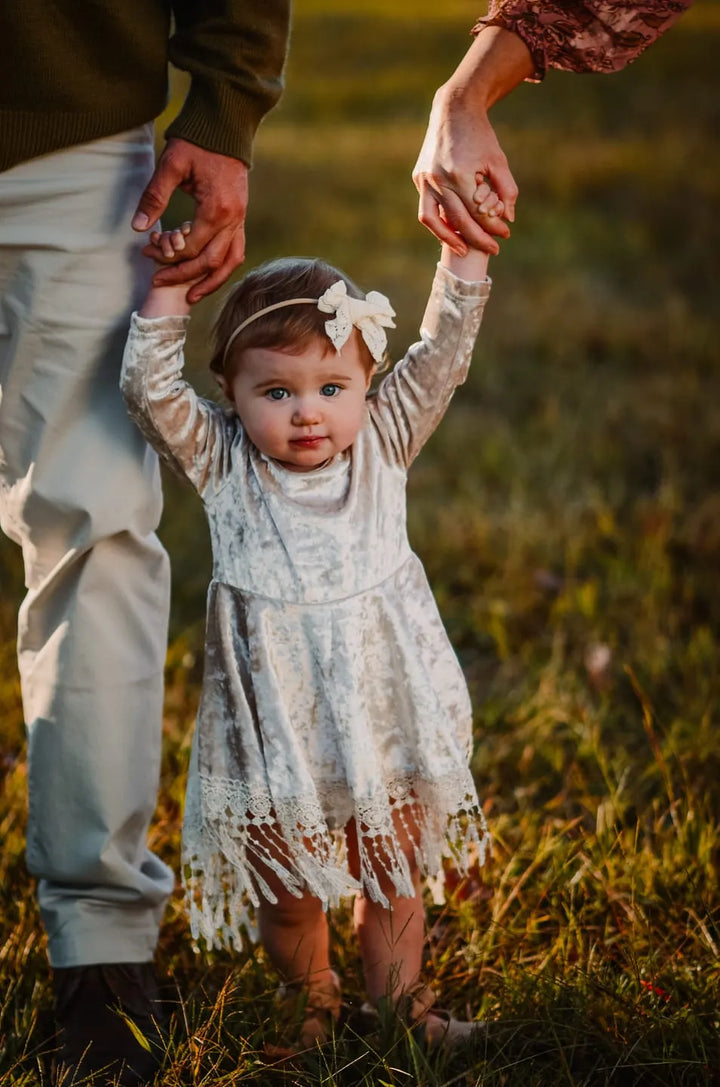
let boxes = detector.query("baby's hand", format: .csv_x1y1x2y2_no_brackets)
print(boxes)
149,221,193,263
438,175,505,279
439,183,497,281
139,223,201,318
473,175,506,225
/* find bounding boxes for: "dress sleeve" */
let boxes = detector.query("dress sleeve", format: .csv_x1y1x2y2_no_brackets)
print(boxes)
473,1,694,82
166,0,290,165
120,313,237,498
368,265,491,469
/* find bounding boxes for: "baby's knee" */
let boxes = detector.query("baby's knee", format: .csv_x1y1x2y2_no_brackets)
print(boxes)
258,883,325,925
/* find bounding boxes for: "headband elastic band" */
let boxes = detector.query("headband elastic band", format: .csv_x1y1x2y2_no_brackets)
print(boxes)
222,298,316,367
221,280,396,370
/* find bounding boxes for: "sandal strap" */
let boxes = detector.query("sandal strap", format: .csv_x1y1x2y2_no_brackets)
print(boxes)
390,985,486,1050
414,1007,487,1049
305,969,342,1017
384,983,437,1025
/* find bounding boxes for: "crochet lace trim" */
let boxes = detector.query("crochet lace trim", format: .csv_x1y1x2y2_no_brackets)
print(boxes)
183,772,488,949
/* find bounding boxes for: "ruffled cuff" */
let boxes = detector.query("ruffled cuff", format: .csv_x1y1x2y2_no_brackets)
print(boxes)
472,0,694,82
129,312,190,336
434,262,492,298
472,0,549,82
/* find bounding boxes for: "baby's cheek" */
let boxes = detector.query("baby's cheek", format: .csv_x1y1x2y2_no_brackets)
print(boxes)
350,404,367,441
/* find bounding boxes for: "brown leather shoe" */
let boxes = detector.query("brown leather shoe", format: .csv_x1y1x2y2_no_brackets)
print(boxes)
53,962,167,1086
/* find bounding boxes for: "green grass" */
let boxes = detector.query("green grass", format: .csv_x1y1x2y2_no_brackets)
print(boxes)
1,2,720,1083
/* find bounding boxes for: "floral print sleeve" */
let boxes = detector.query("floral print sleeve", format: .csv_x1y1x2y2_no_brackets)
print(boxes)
473,1,694,81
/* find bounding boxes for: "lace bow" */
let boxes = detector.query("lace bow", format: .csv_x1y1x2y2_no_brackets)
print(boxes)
317,281,396,362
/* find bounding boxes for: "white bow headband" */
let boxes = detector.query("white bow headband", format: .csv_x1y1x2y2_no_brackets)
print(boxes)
222,280,396,367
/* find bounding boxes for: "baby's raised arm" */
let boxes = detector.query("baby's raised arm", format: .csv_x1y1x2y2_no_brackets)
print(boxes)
368,178,501,464
121,226,236,496
439,176,501,281
369,251,492,467
139,223,197,318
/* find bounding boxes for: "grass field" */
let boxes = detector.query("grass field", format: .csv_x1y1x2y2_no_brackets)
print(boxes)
1,3,719,1084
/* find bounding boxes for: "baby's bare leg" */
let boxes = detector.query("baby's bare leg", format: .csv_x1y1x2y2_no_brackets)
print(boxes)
349,810,483,1046
354,875,425,1005
254,848,340,1046
249,828,338,1028
348,806,425,1005
257,883,332,992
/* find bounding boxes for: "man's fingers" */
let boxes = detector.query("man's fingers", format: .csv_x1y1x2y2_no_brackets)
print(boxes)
132,139,250,304
187,233,247,303
144,199,239,264
150,249,221,287
150,227,242,289
147,218,217,262
132,155,184,233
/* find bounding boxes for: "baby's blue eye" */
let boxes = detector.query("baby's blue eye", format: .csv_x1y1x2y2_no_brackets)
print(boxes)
266,388,288,401
321,384,341,397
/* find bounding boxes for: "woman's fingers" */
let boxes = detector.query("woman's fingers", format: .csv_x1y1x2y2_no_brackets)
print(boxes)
418,179,506,254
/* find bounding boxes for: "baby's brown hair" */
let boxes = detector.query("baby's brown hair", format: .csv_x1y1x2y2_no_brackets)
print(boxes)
210,257,379,379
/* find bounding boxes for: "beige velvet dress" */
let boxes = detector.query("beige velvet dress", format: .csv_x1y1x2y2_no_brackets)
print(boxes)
121,264,491,948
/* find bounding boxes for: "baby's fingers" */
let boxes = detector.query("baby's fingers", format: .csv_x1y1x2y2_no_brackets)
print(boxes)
473,179,494,207
478,198,506,220
473,177,506,227
147,221,194,262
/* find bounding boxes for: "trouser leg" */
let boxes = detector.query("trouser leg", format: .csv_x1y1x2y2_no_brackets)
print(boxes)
0,126,174,968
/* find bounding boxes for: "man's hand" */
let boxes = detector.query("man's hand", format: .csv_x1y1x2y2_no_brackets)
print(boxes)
132,138,249,303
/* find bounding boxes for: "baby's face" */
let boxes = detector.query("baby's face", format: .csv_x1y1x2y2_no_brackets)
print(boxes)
222,331,372,472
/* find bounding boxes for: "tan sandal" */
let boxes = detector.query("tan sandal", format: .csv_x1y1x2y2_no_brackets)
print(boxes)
414,1006,487,1049
264,970,343,1061
364,984,486,1052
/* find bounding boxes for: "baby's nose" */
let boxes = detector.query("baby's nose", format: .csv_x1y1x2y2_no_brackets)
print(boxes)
292,399,322,425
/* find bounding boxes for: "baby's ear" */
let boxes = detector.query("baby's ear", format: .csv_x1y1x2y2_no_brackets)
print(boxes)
215,372,231,398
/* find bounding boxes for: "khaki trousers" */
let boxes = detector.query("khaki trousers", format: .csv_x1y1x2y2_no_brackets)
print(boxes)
0,126,174,967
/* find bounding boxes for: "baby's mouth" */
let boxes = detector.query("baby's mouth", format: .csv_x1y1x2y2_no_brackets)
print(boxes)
291,435,326,447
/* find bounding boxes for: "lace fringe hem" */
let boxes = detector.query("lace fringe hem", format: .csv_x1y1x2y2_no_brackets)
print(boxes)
183,772,489,950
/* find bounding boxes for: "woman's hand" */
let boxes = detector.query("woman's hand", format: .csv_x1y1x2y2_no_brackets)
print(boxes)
413,93,513,257
413,26,534,254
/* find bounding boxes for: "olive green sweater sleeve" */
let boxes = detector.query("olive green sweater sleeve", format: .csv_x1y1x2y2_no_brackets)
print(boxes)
0,0,290,173
167,0,290,164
